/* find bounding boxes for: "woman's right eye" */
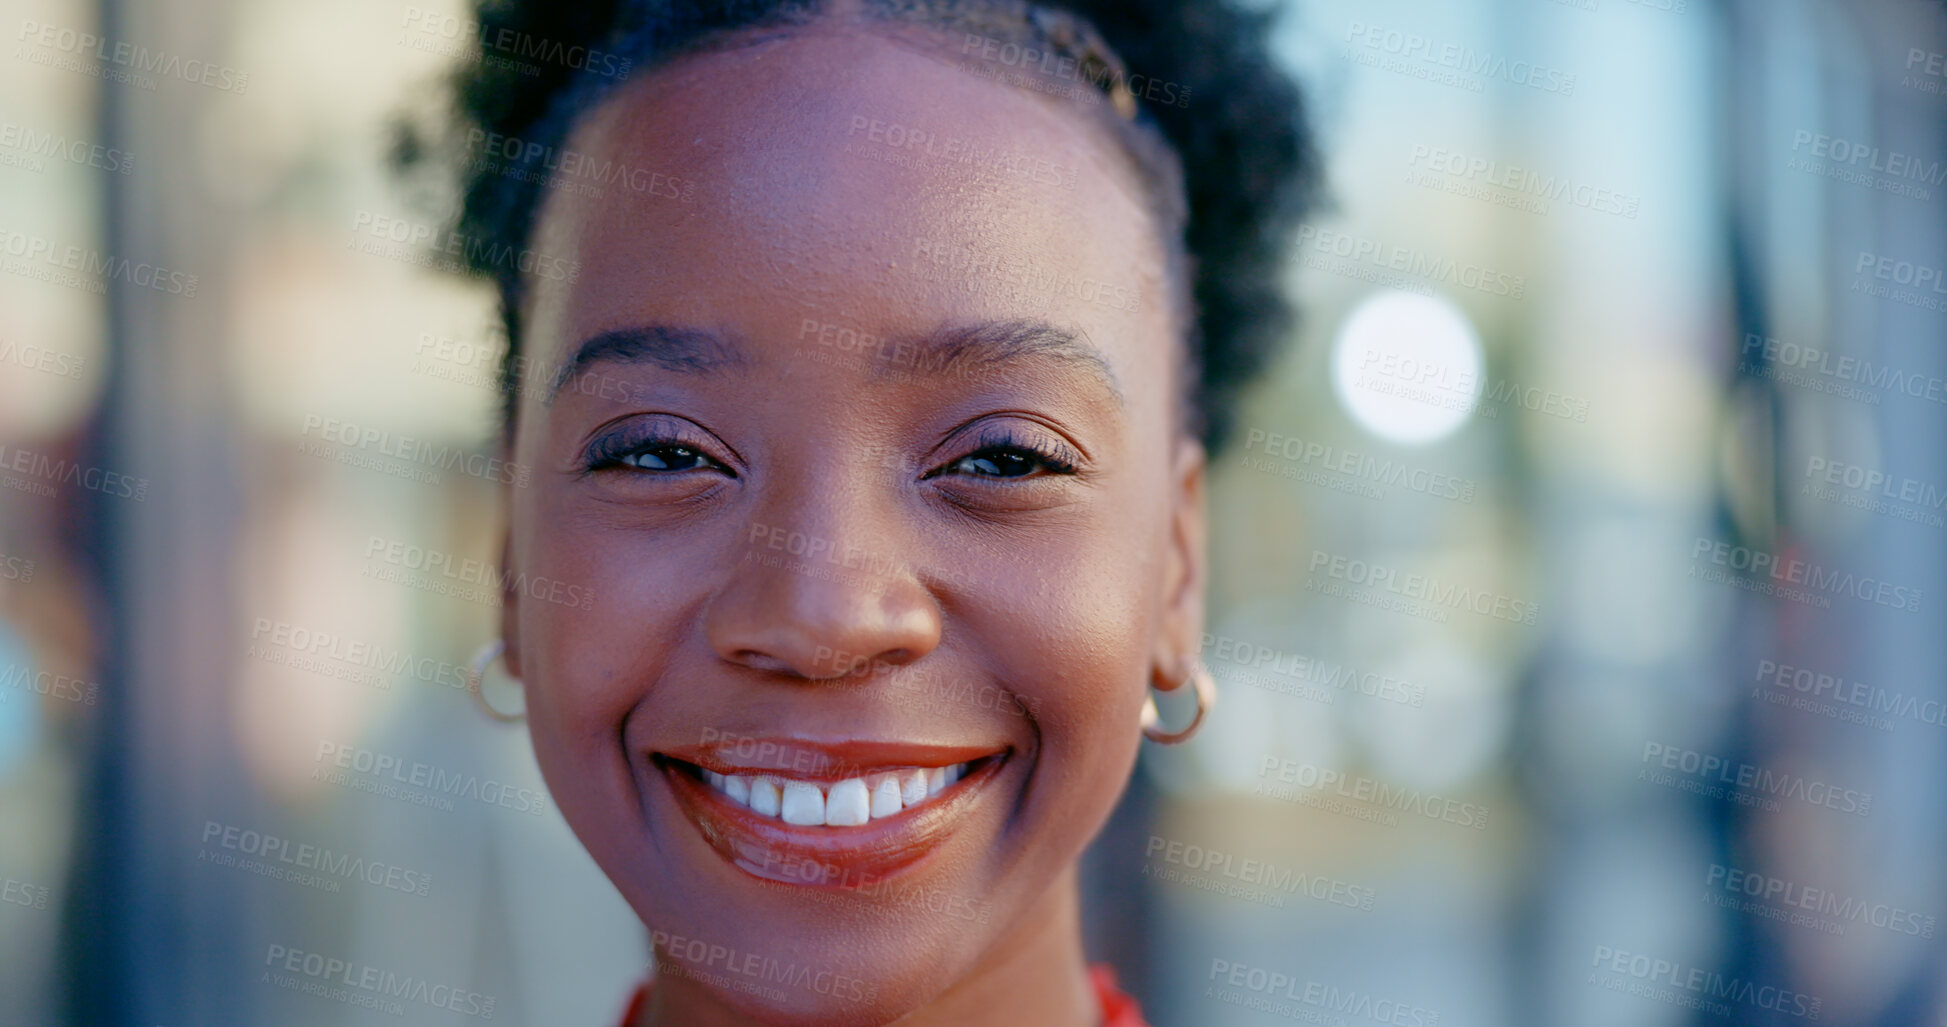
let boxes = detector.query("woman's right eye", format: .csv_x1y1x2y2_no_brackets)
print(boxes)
582,421,735,477
610,443,718,472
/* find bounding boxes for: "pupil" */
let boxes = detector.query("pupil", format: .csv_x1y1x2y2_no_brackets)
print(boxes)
639,446,695,470
970,451,1031,477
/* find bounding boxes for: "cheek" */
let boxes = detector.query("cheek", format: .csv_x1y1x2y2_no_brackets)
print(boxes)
985,501,1171,799
505,484,680,780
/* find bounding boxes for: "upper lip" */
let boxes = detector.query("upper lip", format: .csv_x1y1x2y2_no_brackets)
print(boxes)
657,738,1008,784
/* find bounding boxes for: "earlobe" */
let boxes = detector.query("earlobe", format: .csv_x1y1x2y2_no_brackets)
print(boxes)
498,533,524,679
1155,436,1208,671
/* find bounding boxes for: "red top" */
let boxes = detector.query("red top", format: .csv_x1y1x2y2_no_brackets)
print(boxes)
616,963,1149,1026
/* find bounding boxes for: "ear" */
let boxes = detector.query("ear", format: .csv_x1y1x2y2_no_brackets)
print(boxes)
498,531,524,679
1152,436,1207,689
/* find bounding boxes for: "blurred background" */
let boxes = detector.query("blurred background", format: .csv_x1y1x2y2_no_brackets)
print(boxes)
2,0,1943,1023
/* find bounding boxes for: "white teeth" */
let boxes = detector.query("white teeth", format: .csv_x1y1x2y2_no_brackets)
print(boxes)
749,777,781,816
697,761,975,825
826,779,871,826
870,774,903,818
781,781,826,826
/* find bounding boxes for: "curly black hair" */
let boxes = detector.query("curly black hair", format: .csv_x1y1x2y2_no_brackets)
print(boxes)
396,0,1320,452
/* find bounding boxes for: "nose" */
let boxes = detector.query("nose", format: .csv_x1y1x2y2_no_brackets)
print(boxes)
707,509,944,680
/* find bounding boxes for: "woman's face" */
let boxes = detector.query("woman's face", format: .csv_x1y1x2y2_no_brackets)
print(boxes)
503,26,1204,1023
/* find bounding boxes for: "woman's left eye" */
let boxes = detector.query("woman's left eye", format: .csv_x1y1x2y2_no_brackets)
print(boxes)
615,444,715,472
583,421,733,476
944,446,1065,479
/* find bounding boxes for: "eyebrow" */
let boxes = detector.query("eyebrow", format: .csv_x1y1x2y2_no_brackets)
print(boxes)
549,318,1122,405
883,320,1123,405
545,324,747,403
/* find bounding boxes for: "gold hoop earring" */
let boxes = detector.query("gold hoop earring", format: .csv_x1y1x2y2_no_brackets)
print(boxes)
468,640,526,723
1141,657,1215,745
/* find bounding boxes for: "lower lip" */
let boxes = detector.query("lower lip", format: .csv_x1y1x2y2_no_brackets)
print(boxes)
658,755,1004,887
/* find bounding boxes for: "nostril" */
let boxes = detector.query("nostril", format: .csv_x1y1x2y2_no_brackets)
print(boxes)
727,649,798,676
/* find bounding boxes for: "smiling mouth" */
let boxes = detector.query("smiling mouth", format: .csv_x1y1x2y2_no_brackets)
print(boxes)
653,743,1007,886
687,761,972,825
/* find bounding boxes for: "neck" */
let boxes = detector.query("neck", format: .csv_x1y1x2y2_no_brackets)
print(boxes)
641,866,1098,1027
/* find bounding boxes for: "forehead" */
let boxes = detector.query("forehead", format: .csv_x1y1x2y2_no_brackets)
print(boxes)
521,25,1169,381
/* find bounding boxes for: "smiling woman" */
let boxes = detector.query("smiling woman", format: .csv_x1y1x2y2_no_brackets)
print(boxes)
397,1,1319,1024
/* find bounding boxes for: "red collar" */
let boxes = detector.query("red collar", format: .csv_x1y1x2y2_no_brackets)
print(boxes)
617,963,1149,1026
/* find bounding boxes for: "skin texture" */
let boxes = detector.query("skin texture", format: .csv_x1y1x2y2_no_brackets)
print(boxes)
499,22,1207,1027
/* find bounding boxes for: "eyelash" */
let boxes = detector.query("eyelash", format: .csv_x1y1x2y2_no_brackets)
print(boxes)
582,423,1081,480
929,426,1081,481
584,427,731,475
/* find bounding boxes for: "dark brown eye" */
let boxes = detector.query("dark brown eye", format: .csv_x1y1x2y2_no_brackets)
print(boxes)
948,447,1055,479
615,444,715,472
583,418,735,477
